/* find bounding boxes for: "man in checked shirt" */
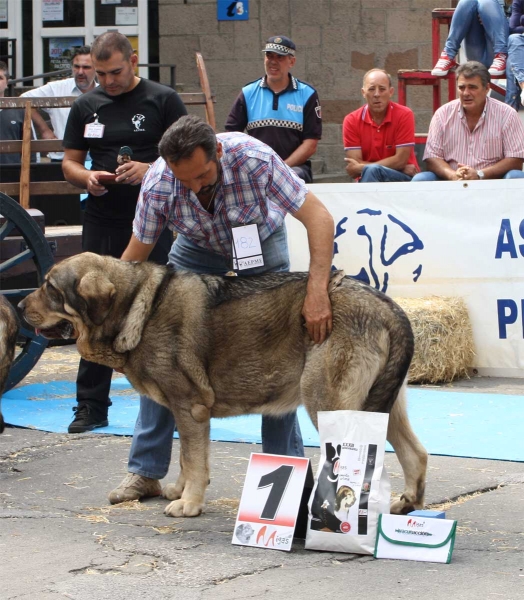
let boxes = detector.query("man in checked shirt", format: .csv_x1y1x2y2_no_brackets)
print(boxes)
108,114,334,505
412,61,524,181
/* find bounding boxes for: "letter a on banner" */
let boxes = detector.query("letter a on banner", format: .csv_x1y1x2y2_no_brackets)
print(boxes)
232,453,310,551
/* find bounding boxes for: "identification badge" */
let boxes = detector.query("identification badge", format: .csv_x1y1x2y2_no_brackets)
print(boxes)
84,122,105,138
231,224,264,271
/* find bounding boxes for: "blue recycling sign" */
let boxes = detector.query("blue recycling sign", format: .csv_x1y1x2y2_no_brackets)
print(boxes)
217,0,249,21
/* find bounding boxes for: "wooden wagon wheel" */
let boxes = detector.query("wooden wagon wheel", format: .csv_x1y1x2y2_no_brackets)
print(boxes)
0,193,54,391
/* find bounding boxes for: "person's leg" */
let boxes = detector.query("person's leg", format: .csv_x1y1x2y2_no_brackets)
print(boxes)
503,170,524,179
244,226,304,457
477,0,509,56
72,220,131,432
411,171,441,182
462,3,492,65
360,164,413,183
507,34,524,110
108,394,171,504
443,0,480,59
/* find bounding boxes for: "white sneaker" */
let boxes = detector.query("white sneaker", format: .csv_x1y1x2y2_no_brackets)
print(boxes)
520,88,524,108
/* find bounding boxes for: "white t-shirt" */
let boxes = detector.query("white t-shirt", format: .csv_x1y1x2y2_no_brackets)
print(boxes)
21,78,97,160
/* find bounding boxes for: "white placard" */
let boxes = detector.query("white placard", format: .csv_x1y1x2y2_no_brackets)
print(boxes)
285,180,524,377
232,223,263,270
232,453,310,551
84,123,105,138
115,7,138,26
42,0,63,22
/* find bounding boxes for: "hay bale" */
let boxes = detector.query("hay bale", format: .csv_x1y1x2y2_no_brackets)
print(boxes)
394,296,475,384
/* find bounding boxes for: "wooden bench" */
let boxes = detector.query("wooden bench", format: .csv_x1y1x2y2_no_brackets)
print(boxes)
0,52,216,210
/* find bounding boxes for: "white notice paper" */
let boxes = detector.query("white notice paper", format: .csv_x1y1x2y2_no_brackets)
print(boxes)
116,7,138,25
42,0,64,22
232,224,264,271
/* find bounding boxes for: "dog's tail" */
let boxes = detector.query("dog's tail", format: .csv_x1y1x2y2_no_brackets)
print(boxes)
363,299,414,414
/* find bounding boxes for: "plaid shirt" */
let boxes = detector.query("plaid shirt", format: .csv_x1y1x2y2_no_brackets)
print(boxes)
133,132,308,256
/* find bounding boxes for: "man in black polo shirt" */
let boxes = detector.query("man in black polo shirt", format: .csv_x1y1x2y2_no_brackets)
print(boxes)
62,32,187,433
225,35,322,183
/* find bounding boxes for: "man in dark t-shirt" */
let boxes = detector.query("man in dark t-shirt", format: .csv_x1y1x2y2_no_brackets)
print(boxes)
224,35,322,183
62,32,187,434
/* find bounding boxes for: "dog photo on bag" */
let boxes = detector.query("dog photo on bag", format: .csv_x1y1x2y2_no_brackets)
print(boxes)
19,252,428,519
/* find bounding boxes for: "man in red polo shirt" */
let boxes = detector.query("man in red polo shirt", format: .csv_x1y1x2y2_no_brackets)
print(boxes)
343,68,419,182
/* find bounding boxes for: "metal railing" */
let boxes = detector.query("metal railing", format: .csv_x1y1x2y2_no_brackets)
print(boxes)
7,63,176,96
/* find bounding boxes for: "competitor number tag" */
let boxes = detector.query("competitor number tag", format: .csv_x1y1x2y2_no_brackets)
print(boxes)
84,122,105,138
231,224,264,270
232,453,310,551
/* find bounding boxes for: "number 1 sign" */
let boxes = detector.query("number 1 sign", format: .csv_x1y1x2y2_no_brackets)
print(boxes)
232,453,310,551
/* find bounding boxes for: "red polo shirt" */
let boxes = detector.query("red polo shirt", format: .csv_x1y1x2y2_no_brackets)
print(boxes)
343,101,419,170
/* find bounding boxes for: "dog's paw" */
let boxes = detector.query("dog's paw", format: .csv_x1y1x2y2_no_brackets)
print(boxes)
390,493,422,515
163,482,183,500
164,499,204,518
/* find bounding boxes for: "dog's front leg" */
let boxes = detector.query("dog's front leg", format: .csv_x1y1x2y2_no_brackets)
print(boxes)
164,409,210,518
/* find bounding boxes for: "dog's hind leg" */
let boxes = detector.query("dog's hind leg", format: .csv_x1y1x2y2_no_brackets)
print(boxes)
163,410,210,518
387,385,428,514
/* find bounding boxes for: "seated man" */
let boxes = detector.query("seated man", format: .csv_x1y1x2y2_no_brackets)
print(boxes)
343,68,419,183
225,35,321,183
413,61,524,181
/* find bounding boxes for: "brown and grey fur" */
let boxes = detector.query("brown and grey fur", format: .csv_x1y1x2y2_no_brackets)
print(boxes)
0,295,20,433
19,252,428,518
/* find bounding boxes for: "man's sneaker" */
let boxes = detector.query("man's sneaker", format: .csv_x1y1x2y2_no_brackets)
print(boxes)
520,88,524,108
431,51,458,76
68,402,108,433
108,473,162,504
488,53,507,77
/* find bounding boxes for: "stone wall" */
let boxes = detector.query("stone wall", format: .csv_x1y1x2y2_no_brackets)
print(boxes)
159,0,454,177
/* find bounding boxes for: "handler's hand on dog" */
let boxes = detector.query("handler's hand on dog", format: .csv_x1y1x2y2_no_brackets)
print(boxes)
115,161,149,185
302,289,333,344
87,172,110,196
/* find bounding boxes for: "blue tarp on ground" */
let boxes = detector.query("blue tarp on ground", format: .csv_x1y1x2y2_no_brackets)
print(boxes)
2,378,523,462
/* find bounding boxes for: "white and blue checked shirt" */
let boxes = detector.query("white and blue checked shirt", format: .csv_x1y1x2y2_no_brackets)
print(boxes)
133,132,308,256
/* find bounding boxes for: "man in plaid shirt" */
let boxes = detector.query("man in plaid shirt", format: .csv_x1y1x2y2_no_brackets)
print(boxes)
109,115,335,505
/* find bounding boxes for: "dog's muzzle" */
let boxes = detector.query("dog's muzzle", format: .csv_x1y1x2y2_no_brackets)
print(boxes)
34,320,75,340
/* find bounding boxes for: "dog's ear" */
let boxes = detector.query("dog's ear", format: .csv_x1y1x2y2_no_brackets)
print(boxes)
76,272,116,326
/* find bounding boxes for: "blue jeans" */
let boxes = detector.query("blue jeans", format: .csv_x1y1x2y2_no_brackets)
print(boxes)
444,0,509,65
506,34,524,110
412,170,524,181
128,225,305,480
360,164,413,183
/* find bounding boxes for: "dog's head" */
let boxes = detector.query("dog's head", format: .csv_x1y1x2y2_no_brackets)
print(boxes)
18,252,117,340
335,486,356,511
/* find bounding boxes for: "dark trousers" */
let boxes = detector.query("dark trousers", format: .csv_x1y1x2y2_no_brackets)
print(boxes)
76,220,172,408
291,162,313,183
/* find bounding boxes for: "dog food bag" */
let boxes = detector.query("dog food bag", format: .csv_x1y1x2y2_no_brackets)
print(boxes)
305,410,390,555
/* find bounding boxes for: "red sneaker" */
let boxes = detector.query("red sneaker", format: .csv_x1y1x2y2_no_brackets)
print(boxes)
488,53,507,77
431,51,458,77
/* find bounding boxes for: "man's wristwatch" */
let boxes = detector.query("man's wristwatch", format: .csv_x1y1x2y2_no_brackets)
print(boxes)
477,170,485,180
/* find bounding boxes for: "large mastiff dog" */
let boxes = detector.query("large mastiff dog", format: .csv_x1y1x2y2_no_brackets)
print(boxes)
19,253,427,518
0,295,20,434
